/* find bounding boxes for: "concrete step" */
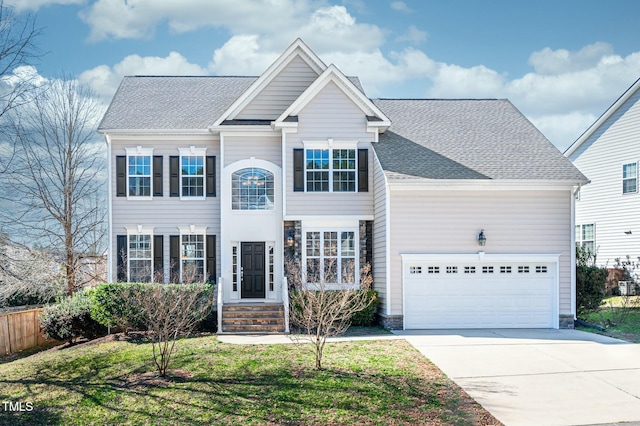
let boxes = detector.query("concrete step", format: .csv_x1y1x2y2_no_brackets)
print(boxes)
223,323,286,333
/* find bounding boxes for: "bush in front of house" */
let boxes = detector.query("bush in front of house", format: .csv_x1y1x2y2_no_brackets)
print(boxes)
90,282,146,333
41,290,108,343
350,290,379,326
576,245,608,317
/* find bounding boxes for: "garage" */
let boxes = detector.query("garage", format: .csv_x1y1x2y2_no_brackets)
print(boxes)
402,254,559,329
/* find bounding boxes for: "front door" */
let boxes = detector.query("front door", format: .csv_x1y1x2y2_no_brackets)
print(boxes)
241,242,265,298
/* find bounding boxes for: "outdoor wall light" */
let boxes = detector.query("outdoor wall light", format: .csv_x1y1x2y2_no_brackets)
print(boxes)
477,230,487,246
286,231,295,248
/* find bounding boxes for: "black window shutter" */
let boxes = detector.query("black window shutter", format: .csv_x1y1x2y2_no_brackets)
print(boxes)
206,156,216,197
116,235,127,282
358,149,369,192
206,235,216,284
293,149,304,192
169,156,179,197
153,235,164,282
116,156,126,197
153,156,163,197
170,235,180,282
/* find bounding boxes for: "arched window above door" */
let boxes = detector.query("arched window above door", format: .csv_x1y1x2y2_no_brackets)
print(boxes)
231,167,274,210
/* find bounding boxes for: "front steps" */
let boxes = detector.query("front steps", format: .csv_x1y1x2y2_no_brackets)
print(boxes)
221,303,286,333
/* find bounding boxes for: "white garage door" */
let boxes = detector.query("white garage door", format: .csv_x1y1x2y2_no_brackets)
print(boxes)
404,258,556,329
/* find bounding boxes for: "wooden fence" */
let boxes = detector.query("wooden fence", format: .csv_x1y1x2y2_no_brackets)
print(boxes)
0,308,52,355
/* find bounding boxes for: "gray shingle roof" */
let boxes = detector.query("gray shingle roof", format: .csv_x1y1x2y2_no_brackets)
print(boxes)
98,76,257,130
98,76,365,131
373,99,588,182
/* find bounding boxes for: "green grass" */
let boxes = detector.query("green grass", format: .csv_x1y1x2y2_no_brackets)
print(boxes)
0,335,495,425
578,296,640,343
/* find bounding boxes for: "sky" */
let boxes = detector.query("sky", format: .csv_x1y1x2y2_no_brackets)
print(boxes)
5,0,640,151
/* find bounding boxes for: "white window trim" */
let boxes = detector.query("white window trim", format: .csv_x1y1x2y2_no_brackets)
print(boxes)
302,227,360,289
302,139,359,193
178,146,207,200
125,146,154,200
178,225,207,283
576,223,595,254
622,161,638,195
125,225,155,282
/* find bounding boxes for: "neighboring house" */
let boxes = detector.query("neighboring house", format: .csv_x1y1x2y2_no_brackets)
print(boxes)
98,39,587,331
566,77,640,270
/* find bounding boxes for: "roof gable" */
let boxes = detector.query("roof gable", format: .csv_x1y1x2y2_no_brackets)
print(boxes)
212,38,327,126
565,77,640,157
273,64,390,130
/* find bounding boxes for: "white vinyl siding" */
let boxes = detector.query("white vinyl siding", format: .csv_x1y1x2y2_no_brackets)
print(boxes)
223,135,282,167
388,189,574,317
235,56,320,120
111,137,221,281
372,152,388,313
285,82,375,216
570,87,640,267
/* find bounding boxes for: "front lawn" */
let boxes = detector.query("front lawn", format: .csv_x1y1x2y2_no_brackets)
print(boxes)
0,335,500,425
578,296,640,343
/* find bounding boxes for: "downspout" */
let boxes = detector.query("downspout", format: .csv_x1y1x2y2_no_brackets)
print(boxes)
105,134,113,283
571,184,580,321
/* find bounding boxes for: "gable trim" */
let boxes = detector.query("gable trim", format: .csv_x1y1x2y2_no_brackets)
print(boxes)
565,77,640,157
210,39,327,127
273,64,390,130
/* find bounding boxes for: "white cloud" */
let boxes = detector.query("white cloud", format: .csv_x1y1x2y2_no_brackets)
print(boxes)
396,25,427,44
80,0,315,42
427,64,506,99
79,51,208,99
5,0,82,12
529,112,598,152
390,1,411,13
528,42,615,75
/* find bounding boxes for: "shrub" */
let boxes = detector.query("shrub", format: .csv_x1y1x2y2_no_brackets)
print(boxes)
350,290,379,326
90,282,145,333
129,283,214,376
41,290,107,343
576,245,607,317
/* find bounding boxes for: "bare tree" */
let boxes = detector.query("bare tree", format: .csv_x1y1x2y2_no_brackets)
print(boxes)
3,77,106,296
0,0,42,173
131,283,214,376
286,258,375,370
0,234,64,307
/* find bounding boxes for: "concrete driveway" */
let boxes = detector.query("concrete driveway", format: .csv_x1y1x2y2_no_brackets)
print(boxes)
394,329,640,426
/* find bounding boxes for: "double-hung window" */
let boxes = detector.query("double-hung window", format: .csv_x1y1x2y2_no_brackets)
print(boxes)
181,234,204,283
576,224,595,254
305,229,357,285
129,234,152,282
305,146,357,192
125,147,154,198
178,147,207,198
623,162,637,194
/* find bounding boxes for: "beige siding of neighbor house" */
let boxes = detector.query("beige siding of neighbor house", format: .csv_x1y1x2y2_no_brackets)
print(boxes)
223,134,282,168
285,81,376,216
110,137,221,281
235,55,320,120
387,188,574,316
372,152,388,313
569,88,640,268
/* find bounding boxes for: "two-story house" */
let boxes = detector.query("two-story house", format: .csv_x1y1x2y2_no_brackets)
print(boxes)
566,77,640,271
99,39,587,331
